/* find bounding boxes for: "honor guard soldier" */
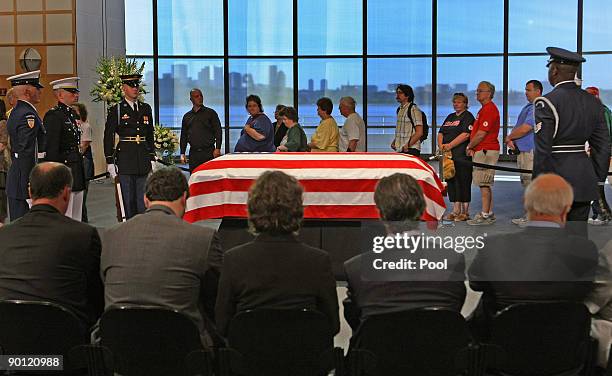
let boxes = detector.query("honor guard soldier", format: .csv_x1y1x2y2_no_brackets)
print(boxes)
533,47,611,224
44,77,86,221
104,74,155,219
5,70,46,221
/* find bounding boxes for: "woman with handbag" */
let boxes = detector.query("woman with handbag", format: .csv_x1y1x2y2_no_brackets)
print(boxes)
438,93,475,221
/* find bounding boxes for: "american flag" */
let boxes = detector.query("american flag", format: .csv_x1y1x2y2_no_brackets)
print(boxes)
184,152,446,223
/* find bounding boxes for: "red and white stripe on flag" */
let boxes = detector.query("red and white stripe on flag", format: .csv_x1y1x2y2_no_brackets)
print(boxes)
184,152,446,223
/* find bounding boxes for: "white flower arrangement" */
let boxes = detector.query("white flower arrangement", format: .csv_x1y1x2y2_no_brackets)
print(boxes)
90,57,147,106
154,124,179,164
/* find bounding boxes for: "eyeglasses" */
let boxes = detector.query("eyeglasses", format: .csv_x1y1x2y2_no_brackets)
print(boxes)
476,89,490,93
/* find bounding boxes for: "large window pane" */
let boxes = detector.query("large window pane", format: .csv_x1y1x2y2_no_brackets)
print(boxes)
437,57,504,147
228,59,293,147
135,58,155,122
583,0,612,51
437,0,502,54
367,0,432,55
508,56,552,127
582,54,612,105
509,0,576,53
229,0,292,55
158,59,225,150
158,0,223,56
125,0,152,55
367,58,432,153
298,0,362,55
298,59,362,130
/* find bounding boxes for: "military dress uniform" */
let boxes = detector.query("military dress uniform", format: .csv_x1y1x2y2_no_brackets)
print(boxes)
5,71,45,221
104,82,155,219
533,47,611,222
44,78,86,221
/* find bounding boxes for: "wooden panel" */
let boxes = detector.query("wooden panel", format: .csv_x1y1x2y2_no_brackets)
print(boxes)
0,0,76,112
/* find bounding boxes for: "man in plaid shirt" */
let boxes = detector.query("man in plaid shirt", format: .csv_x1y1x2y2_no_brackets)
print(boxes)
391,84,423,157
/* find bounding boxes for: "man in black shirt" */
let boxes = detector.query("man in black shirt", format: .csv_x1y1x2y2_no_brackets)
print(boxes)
180,89,222,172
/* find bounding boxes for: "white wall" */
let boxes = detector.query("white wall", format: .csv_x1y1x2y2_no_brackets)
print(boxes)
76,0,125,175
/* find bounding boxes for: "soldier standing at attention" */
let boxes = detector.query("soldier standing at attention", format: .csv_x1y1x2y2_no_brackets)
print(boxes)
5,71,46,221
533,47,610,225
104,74,155,219
44,77,85,221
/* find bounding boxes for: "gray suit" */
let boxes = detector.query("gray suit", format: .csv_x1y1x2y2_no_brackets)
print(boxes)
101,205,223,346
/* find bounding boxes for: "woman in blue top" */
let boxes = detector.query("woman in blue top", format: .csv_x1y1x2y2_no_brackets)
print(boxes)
234,95,275,152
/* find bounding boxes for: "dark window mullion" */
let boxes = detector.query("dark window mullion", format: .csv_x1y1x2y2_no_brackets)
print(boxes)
223,0,230,154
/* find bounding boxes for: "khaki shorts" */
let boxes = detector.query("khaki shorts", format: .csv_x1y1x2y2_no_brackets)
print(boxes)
517,150,534,188
472,149,499,187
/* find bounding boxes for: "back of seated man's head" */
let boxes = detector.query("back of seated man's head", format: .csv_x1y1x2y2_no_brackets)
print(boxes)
247,170,303,235
29,162,73,214
144,167,189,217
524,173,573,225
374,173,425,229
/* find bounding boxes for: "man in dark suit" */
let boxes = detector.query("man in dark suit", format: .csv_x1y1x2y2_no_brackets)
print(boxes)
5,70,46,221
343,173,466,332
104,74,155,219
0,162,103,329
44,77,86,221
468,174,598,336
101,167,223,347
533,47,610,223
215,171,339,336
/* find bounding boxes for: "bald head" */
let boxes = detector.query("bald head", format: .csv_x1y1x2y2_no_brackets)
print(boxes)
29,162,72,214
524,174,573,223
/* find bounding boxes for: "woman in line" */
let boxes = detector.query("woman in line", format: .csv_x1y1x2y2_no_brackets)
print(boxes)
276,106,308,152
72,103,94,223
233,95,275,153
308,97,339,152
437,92,475,221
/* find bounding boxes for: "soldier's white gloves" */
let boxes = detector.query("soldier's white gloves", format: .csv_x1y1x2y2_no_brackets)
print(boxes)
151,161,157,171
107,164,118,179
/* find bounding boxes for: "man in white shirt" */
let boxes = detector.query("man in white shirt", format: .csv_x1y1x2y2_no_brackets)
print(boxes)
338,96,366,152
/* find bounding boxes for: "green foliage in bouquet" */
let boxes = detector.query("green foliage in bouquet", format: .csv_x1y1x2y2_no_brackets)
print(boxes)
91,57,147,106
154,124,179,164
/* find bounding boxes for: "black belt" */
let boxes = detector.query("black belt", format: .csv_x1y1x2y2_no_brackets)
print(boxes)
551,144,585,153
120,136,147,144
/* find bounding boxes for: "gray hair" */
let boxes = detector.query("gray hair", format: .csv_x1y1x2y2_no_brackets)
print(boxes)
340,96,356,111
479,81,496,99
524,173,573,217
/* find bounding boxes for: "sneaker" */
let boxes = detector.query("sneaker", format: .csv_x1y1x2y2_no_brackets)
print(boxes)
467,213,496,226
511,216,528,227
454,213,470,222
588,217,608,226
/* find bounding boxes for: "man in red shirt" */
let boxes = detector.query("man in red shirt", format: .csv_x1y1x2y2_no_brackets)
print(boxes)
466,81,500,225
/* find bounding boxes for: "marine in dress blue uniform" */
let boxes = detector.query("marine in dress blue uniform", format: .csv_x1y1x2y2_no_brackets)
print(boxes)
104,74,155,220
5,71,46,221
533,47,611,222
44,77,86,221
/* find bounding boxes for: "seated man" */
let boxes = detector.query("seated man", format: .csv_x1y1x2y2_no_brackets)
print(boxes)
0,162,103,329
343,173,466,333
215,171,339,336
468,174,598,337
101,167,223,347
